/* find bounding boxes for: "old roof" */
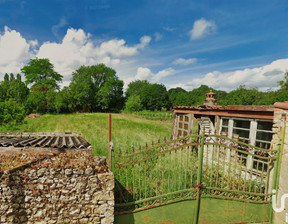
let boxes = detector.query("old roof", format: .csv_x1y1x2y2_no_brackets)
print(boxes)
274,101,288,110
173,104,275,120
0,132,91,149
174,104,275,112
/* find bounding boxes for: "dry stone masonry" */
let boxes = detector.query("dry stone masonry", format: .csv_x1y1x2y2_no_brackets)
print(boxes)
0,135,114,224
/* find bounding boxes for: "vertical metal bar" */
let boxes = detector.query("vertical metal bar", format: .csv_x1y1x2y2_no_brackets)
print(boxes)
145,160,147,199
108,114,112,170
193,132,205,224
209,144,215,187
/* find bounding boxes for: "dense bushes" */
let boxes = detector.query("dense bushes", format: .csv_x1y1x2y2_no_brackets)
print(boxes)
0,100,26,125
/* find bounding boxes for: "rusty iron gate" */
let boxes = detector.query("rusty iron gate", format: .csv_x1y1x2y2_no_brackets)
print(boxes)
111,132,282,224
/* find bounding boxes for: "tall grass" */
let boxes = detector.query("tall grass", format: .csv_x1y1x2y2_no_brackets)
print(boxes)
0,113,172,156
124,110,174,121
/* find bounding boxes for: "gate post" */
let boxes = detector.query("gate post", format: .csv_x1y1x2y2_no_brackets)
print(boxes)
108,114,113,170
193,132,205,224
270,103,288,224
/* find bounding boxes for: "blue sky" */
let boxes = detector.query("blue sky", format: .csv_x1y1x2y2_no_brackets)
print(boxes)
0,0,288,91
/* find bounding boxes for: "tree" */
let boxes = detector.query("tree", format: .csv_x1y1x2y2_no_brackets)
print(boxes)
97,78,124,112
6,78,29,104
125,95,143,112
125,80,150,98
4,73,9,82
139,83,171,110
278,72,288,91
25,85,56,114
10,73,15,82
168,87,189,106
16,73,21,81
21,58,63,89
54,87,73,113
188,85,212,106
221,86,261,106
0,100,26,125
69,64,124,112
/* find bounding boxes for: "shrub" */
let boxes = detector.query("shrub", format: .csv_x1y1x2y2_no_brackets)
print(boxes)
0,100,26,125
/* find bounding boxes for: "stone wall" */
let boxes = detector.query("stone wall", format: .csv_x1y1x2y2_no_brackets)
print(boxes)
0,149,114,224
271,102,288,224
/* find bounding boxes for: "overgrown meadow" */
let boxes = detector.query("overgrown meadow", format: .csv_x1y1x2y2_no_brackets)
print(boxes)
0,113,172,156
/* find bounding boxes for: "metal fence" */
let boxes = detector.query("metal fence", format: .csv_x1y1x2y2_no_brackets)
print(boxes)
111,133,280,223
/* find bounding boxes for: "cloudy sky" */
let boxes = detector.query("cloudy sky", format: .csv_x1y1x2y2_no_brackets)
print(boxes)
0,0,287,91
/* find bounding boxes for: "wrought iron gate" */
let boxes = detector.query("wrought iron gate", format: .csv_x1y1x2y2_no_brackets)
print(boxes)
111,133,280,224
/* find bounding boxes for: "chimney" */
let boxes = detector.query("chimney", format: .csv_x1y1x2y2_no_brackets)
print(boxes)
203,90,217,106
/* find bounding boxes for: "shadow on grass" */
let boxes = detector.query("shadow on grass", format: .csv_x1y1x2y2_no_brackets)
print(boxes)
114,179,136,224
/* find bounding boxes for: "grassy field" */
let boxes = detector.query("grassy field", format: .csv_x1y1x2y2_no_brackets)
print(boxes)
0,113,172,156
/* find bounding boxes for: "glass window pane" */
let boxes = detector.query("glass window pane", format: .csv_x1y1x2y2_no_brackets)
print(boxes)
233,120,250,129
184,124,188,130
256,141,270,149
257,121,273,131
256,131,273,142
233,128,250,139
221,127,228,133
222,119,229,126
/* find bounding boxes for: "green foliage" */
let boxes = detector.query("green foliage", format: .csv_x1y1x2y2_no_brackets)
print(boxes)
6,79,29,104
131,110,173,121
4,73,9,82
140,83,171,110
126,81,171,111
188,85,213,105
25,85,56,114
69,64,124,112
54,87,73,113
0,74,29,104
0,100,26,125
125,95,143,112
9,73,15,81
21,58,63,89
278,72,288,91
221,86,261,106
168,87,189,106
125,80,150,98
97,78,124,112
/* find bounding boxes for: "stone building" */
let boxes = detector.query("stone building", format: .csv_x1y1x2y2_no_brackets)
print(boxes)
0,132,114,224
172,90,274,149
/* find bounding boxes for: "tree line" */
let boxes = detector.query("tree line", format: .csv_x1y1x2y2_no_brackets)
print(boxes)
0,57,288,126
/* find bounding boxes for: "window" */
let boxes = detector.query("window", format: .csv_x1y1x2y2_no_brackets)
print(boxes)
256,121,273,149
220,117,273,173
221,118,229,134
177,114,191,137
232,119,251,142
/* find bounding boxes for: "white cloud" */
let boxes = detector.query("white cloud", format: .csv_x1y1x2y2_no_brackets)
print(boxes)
37,28,151,82
154,32,163,41
178,58,288,91
135,67,176,82
0,26,152,86
173,58,197,65
190,18,216,40
0,26,33,74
